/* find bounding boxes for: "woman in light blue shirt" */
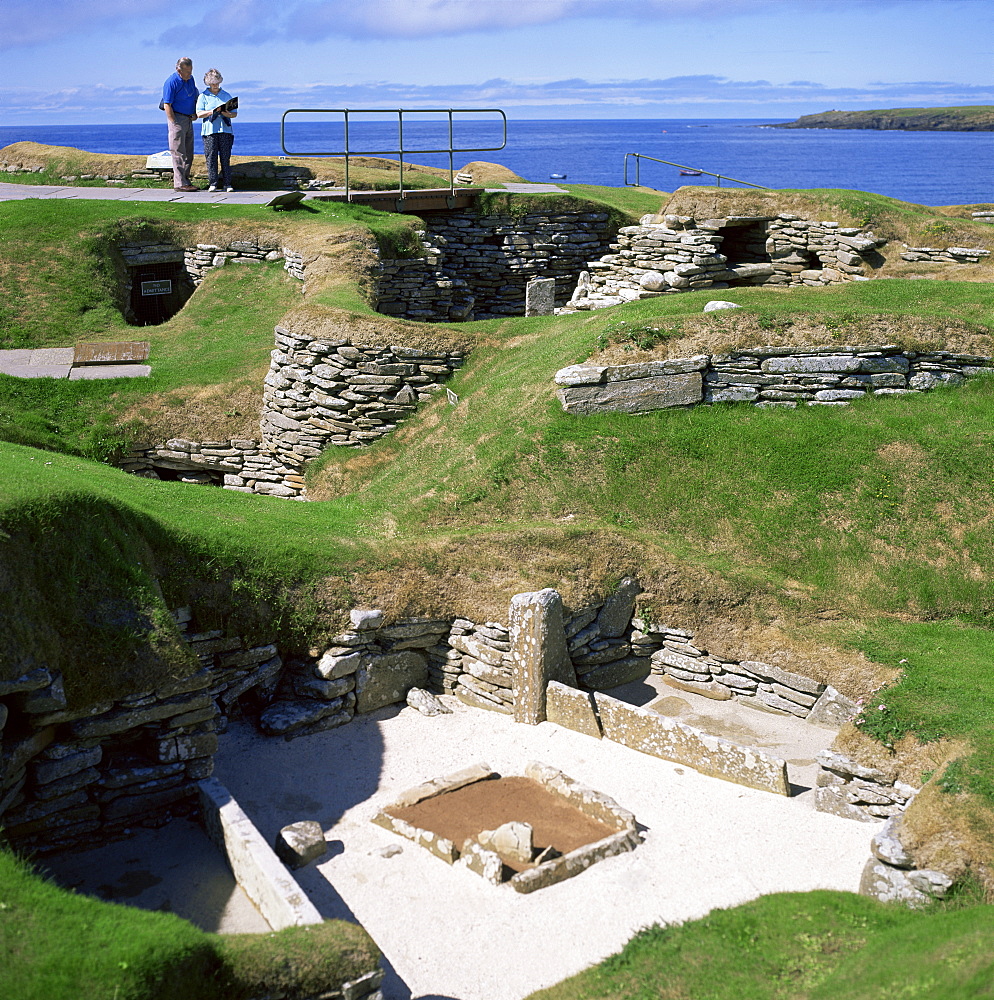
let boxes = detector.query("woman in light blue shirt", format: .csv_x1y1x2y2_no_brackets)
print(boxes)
195,68,237,192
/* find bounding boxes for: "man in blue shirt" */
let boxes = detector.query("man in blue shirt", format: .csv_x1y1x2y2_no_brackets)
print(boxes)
162,57,199,191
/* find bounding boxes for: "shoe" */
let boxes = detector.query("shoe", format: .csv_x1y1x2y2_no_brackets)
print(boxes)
225,187,235,192
207,185,217,192
174,185,198,192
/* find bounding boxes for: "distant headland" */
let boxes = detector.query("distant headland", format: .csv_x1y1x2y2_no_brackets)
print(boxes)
768,105,994,131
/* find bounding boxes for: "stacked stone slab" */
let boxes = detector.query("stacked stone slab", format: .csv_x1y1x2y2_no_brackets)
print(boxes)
121,437,307,499
556,345,994,414
183,241,287,283
858,814,953,906
642,623,849,721
118,239,303,289
447,619,515,714
566,214,884,310
373,209,617,320
899,245,990,264
261,326,465,462
815,749,918,822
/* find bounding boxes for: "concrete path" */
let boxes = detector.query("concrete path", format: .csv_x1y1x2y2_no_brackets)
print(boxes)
213,695,878,1000
0,347,150,380
0,181,567,205
0,181,295,205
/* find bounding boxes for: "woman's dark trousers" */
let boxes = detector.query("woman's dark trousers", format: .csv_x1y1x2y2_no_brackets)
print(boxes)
203,132,234,188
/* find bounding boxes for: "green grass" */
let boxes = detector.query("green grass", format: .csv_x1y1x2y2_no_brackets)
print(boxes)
0,261,298,457
841,620,994,799
0,198,424,349
0,850,380,1000
527,891,994,1000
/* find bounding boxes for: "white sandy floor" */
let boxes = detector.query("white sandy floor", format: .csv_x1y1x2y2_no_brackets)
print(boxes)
213,690,881,1000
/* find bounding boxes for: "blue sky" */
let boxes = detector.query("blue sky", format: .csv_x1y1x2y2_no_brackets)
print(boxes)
1,0,992,124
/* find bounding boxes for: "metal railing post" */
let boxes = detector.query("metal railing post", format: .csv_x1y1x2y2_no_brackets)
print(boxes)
344,110,350,197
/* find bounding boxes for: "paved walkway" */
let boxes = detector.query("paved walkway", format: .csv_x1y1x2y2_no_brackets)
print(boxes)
0,181,568,205
0,346,150,380
0,181,291,205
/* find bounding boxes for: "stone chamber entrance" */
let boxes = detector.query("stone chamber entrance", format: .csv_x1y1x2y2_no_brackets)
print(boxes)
118,242,195,326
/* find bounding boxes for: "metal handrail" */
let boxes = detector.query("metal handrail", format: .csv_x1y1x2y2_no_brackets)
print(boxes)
280,108,507,201
624,152,768,190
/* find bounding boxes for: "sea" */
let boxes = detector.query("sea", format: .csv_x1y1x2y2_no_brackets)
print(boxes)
0,117,991,206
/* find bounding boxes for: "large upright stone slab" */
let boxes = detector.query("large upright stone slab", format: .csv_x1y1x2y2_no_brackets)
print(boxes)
525,277,556,316
509,588,577,724
595,576,640,637
558,372,702,415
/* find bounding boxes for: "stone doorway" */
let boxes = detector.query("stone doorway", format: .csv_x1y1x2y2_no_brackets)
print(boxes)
119,242,195,326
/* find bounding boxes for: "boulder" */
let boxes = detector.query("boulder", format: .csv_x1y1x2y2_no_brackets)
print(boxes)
807,685,859,728
406,687,453,717
859,859,952,906
275,820,328,869
871,815,914,869
479,821,534,865
703,300,743,312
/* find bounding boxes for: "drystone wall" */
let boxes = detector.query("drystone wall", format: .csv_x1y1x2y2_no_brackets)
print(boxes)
813,750,956,906
260,327,466,464
566,214,884,311
373,209,618,321
122,437,307,499
2,577,852,855
0,611,284,856
899,245,990,264
118,238,308,287
815,749,918,823
556,345,994,415
859,814,953,906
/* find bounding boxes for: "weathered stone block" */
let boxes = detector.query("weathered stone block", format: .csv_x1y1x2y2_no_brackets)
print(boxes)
354,651,429,713
558,372,703,415
578,656,651,691
762,356,863,374
807,685,858,728
509,588,576,724
275,820,328,868
595,576,641,637
594,692,789,795
525,277,556,316
546,681,603,738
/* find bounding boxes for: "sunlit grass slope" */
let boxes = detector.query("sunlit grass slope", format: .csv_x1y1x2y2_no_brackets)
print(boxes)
527,891,994,1000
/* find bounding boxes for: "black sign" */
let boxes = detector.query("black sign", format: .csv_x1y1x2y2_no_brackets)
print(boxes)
141,279,172,296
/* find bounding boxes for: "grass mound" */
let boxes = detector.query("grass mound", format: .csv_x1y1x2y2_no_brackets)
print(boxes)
0,141,455,191
0,850,380,1000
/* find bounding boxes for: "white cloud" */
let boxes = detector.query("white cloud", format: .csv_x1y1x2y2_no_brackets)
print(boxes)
0,0,175,48
6,72,993,124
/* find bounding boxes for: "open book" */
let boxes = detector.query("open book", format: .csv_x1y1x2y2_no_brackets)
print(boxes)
208,96,238,116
